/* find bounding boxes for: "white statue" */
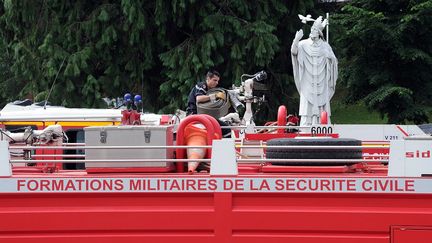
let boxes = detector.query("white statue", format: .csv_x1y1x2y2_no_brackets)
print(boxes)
291,15,338,126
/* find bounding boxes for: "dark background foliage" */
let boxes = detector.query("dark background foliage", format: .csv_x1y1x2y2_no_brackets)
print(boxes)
1,0,431,124
332,0,432,123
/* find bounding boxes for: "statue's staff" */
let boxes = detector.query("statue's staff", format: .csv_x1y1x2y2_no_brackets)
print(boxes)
326,12,329,44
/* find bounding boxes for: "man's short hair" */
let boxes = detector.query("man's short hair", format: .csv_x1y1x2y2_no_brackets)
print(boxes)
206,70,220,79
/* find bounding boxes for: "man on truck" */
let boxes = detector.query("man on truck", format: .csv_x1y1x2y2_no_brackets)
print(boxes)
186,70,226,115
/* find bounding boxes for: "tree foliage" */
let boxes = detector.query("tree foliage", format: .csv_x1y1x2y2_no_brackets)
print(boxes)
0,0,164,109
0,0,318,123
156,0,317,119
333,0,432,124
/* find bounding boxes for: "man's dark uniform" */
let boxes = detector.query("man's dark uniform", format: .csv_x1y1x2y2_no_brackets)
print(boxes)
186,82,207,115
186,80,231,138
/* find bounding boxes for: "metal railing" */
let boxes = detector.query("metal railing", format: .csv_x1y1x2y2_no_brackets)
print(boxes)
11,144,389,150
9,143,390,165
220,125,312,129
10,158,388,164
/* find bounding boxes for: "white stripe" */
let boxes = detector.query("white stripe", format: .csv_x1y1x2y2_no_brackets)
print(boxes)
1,177,428,193
195,84,206,93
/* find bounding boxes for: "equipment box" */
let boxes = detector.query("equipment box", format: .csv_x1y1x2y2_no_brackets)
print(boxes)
84,125,174,172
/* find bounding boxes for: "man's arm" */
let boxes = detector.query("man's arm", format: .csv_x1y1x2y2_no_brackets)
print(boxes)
196,95,211,103
197,92,226,103
194,82,209,103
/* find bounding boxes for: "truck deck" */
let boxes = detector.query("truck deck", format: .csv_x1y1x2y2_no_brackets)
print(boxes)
2,171,432,243
1,112,432,242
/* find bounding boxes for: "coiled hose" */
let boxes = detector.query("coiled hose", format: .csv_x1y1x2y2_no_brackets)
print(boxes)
196,88,230,119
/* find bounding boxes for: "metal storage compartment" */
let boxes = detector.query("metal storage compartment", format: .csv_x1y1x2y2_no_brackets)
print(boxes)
84,125,174,171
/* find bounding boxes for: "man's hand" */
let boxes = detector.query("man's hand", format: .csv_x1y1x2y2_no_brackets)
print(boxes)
208,91,226,102
215,91,226,101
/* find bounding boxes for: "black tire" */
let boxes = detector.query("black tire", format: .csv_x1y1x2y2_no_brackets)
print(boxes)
266,138,362,165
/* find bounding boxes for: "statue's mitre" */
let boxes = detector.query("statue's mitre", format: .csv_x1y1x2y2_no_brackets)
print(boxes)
312,16,328,32
311,16,328,38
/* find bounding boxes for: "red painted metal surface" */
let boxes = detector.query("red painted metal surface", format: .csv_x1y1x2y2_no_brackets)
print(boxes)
85,165,175,173
245,132,339,141
262,164,354,173
277,105,287,134
391,226,432,243
321,110,328,124
1,118,431,242
362,141,390,161
34,144,62,172
121,110,141,125
1,181,432,243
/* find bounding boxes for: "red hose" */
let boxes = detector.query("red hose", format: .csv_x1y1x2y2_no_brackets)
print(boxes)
175,115,221,172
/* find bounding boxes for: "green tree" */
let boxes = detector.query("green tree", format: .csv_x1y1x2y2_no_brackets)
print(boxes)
0,0,317,123
0,1,164,109
0,32,18,107
156,0,317,121
333,0,432,124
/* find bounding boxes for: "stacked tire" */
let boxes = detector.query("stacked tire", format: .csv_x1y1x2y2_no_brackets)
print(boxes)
266,138,362,166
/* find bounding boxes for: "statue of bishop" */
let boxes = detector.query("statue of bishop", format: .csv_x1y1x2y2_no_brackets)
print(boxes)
291,16,338,126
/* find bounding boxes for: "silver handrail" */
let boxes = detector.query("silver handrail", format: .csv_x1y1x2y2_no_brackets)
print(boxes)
31,154,86,158
10,158,388,164
10,159,211,163
220,125,312,129
10,145,388,150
